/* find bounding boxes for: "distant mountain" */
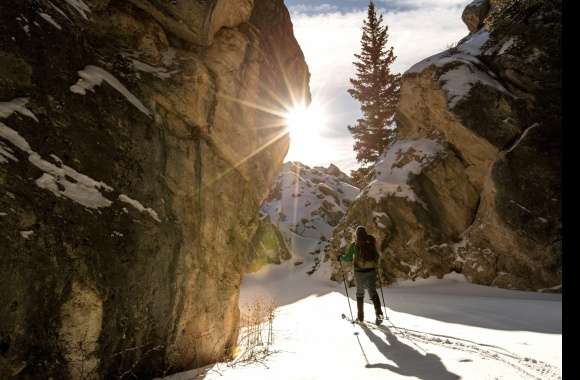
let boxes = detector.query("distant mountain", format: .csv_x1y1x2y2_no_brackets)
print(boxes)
254,161,360,274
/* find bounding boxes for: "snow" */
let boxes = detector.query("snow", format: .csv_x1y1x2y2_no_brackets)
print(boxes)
131,59,177,80
506,123,539,153
119,194,161,222
406,30,489,75
404,30,514,109
439,62,511,108
161,48,177,66
392,272,468,287
457,30,490,56
261,162,359,269
0,98,39,122
35,172,113,209
0,98,158,214
499,37,518,55
526,48,544,63
0,111,117,210
510,200,532,214
161,261,561,380
39,12,62,30
70,65,151,117
20,230,34,239
362,139,444,207
372,211,389,228
63,0,90,20
407,51,472,75
0,141,17,163
48,1,72,22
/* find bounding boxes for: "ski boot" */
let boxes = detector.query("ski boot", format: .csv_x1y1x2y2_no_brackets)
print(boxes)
371,294,384,324
356,297,364,322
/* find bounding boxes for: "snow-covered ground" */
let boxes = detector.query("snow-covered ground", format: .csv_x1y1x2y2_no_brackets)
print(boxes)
161,259,562,380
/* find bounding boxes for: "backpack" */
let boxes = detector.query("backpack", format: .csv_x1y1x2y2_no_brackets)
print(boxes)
354,235,378,269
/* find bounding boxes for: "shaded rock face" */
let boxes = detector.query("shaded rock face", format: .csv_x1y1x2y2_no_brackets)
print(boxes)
244,217,291,273
330,0,561,291
0,0,309,378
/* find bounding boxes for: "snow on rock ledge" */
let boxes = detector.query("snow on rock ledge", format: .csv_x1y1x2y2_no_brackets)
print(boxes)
363,139,444,208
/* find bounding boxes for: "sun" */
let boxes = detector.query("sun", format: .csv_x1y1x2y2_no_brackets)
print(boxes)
284,101,327,142
283,100,331,164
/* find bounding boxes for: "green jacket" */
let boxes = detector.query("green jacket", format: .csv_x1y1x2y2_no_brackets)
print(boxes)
338,238,380,270
339,242,358,263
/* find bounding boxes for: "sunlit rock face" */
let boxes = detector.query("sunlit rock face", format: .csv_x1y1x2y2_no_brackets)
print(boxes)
330,0,561,291
0,0,309,378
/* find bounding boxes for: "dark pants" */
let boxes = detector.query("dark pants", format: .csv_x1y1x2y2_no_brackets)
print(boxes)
354,269,383,319
354,269,379,300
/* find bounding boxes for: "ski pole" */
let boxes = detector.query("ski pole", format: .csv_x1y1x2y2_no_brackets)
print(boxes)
339,259,355,322
377,257,387,318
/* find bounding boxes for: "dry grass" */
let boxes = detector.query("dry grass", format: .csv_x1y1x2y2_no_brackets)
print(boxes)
229,297,277,367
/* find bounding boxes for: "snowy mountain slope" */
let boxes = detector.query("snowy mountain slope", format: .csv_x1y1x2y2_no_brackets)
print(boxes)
260,161,359,274
161,271,562,380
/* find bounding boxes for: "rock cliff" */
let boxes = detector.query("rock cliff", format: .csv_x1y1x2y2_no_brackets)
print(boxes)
330,0,561,291
0,0,309,378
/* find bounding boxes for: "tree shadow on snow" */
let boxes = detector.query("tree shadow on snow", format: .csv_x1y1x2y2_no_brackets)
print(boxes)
360,324,460,380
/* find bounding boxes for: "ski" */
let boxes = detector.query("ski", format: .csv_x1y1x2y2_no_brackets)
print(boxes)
341,313,386,326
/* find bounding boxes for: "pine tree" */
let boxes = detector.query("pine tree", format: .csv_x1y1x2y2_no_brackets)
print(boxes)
347,1,401,165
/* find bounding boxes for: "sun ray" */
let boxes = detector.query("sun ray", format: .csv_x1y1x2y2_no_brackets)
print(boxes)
201,126,290,191
194,48,316,196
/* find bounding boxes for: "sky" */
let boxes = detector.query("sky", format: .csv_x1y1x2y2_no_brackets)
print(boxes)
283,0,473,173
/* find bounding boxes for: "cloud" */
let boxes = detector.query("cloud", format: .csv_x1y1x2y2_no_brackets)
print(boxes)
284,1,471,172
286,0,469,14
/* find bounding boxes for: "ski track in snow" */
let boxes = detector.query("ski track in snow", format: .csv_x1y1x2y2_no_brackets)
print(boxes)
368,322,561,380
340,311,561,380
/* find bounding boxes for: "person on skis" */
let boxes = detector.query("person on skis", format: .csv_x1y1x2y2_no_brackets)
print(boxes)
337,225,384,324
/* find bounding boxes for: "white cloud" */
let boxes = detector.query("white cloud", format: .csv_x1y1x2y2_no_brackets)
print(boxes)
285,2,471,173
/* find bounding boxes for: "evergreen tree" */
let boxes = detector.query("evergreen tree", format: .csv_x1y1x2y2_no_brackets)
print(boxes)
347,1,401,165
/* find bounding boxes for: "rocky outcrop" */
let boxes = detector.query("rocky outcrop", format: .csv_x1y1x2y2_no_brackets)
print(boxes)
330,0,561,291
462,0,490,33
0,0,309,378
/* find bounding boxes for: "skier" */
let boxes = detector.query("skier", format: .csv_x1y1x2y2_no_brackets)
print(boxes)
337,225,384,324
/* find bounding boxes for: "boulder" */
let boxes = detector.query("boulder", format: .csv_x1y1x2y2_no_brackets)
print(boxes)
462,0,490,33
